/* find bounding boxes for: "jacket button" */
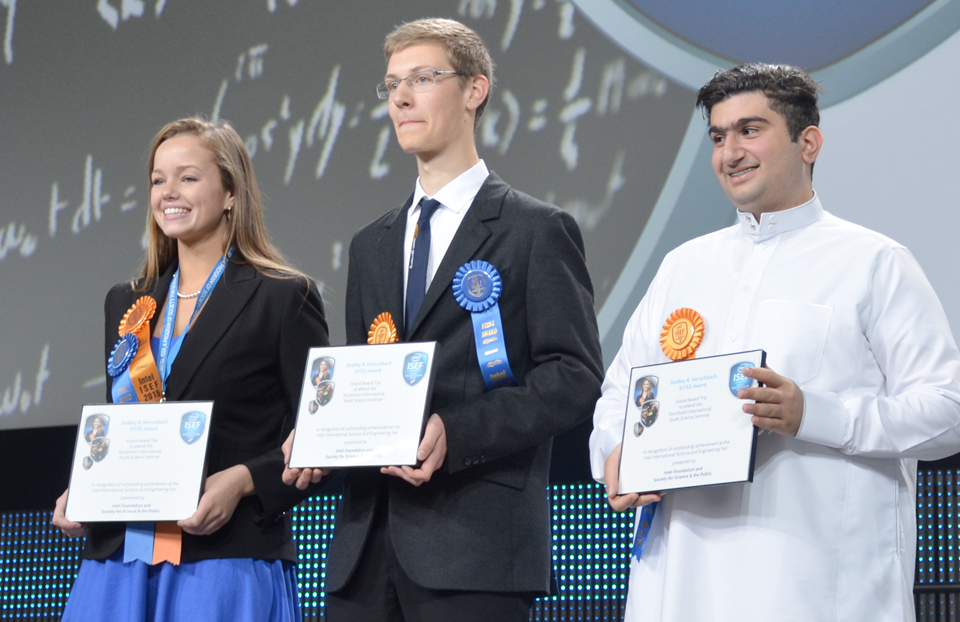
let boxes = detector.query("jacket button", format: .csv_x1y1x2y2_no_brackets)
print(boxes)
464,457,472,466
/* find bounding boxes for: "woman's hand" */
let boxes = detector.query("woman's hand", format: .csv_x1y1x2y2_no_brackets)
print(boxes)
52,489,88,538
178,465,254,536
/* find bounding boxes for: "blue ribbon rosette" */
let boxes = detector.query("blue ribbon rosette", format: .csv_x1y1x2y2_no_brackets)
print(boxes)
452,260,517,390
107,332,139,404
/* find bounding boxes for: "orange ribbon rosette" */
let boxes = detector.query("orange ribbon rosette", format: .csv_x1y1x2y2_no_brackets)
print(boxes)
118,297,164,403
367,312,399,344
659,308,705,361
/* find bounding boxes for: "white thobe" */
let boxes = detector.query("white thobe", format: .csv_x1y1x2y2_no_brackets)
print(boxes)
590,195,960,621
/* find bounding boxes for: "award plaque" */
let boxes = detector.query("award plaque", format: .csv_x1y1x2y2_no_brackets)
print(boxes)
618,350,765,494
288,342,438,468
65,401,214,522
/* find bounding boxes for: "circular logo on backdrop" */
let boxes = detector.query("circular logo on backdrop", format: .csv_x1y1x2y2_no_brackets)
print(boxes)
572,0,960,104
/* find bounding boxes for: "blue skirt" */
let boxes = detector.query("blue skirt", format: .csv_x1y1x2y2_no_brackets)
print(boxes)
61,551,301,622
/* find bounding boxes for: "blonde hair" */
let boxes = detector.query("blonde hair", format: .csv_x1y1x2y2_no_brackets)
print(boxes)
136,117,302,290
384,18,495,127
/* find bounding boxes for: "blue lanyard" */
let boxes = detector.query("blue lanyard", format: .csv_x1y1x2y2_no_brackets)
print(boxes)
157,247,233,396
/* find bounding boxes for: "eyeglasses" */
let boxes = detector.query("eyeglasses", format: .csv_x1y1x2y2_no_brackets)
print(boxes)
376,70,463,100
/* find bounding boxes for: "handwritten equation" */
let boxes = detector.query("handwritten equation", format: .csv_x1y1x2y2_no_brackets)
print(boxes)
0,156,139,268
0,0,667,275
210,0,667,192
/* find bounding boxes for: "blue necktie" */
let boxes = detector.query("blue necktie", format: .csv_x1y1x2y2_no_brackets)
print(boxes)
406,198,442,335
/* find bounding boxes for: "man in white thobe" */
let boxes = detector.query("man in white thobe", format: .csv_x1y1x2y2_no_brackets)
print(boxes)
590,63,960,621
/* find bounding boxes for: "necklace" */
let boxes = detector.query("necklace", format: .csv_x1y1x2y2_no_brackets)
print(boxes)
177,289,202,299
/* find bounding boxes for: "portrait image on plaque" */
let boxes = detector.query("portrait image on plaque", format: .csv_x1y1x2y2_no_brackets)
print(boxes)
634,376,658,406
316,380,335,406
311,356,335,386
84,414,110,443
90,437,110,462
640,400,660,427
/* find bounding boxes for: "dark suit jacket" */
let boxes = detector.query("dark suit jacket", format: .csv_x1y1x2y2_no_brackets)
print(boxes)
83,258,329,562
326,172,603,594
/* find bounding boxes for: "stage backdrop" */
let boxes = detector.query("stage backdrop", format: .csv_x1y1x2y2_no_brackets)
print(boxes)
1,0,958,441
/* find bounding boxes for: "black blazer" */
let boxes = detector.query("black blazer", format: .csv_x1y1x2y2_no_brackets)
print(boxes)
326,172,604,594
83,258,329,562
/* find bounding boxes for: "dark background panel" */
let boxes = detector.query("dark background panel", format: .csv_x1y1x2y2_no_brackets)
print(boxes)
0,1,698,509
0,0,692,434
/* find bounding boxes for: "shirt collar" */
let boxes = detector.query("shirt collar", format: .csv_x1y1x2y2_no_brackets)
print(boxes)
736,192,823,242
410,160,490,216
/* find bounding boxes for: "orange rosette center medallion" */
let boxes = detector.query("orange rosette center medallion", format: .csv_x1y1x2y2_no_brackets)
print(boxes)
660,308,705,361
367,312,398,344
118,296,158,336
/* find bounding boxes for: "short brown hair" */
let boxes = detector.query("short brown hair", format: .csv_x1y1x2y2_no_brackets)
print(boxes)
384,18,495,127
138,117,302,290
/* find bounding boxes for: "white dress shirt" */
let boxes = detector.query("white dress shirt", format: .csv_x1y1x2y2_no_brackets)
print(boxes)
402,160,489,308
590,194,960,621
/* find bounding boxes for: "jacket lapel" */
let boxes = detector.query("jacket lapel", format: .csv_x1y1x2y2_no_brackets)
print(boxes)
408,173,508,336
163,260,260,399
380,199,411,339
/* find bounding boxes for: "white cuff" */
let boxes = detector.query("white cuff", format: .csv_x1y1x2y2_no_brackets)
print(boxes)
794,388,848,449
589,425,623,483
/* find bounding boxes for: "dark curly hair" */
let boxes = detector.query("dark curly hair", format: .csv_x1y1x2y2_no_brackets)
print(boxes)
696,63,822,142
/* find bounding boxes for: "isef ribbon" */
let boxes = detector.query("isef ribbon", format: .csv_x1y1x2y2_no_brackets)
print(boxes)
452,261,516,390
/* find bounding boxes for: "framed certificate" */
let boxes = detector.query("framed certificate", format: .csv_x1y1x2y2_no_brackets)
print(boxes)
288,342,438,468
65,401,214,522
618,350,765,494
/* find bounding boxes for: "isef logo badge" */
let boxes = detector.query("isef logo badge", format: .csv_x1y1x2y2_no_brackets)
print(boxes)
672,322,687,345
403,352,428,386
729,362,755,397
180,411,206,444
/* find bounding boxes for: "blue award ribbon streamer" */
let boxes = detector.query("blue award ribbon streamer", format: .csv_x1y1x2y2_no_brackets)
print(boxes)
452,261,516,390
108,333,139,404
631,501,658,562
122,522,155,565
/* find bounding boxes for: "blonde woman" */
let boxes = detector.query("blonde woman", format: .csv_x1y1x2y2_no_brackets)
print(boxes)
53,118,328,621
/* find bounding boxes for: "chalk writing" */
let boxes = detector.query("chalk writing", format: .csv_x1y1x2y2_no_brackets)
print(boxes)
0,344,50,418
48,156,130,238
1,0,15,65
97,0,166,30
0,220,38,263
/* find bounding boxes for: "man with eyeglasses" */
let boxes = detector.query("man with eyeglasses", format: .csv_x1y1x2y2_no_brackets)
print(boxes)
283,17,603,622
